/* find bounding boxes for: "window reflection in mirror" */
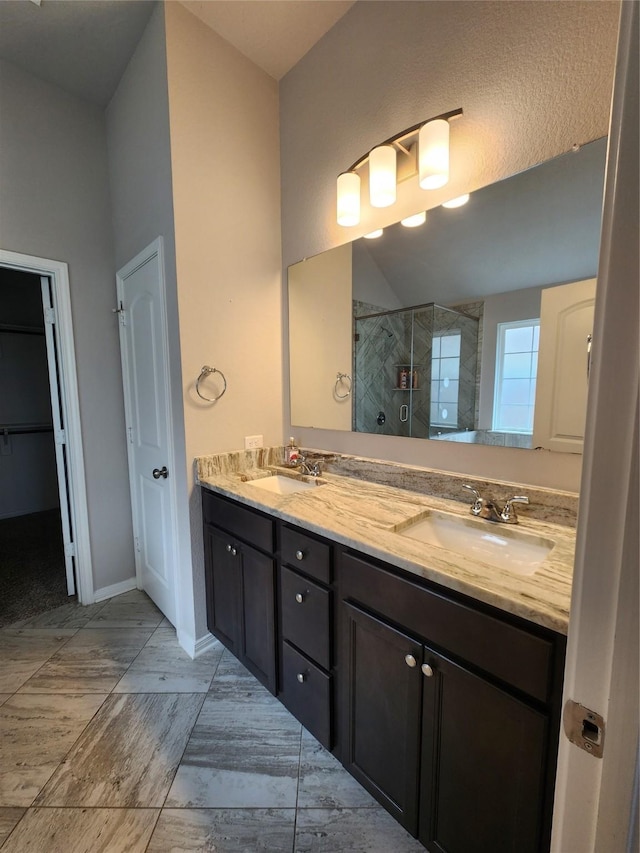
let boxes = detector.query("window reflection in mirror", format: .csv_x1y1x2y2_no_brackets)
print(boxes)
288,137,606,452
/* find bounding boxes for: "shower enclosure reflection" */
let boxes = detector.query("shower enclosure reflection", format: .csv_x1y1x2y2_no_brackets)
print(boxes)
354,303,481,440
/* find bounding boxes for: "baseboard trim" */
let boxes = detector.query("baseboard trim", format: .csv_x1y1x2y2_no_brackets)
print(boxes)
93,577,138,603
177,628,218,660
194,632,219,657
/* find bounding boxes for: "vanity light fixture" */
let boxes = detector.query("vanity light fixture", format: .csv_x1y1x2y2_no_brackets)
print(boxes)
369,145,397,208
336,171,361,227
336,107,462,226
442,193,470,209
363,229,384,239
401,211,427,228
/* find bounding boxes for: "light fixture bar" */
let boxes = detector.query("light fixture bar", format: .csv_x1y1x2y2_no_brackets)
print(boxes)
345,107,463,173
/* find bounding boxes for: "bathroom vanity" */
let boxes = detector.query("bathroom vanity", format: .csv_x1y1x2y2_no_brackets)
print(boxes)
199,449,574,853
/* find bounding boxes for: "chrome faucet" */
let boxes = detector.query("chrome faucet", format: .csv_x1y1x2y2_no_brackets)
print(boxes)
462,485,529,524
298,455,323,477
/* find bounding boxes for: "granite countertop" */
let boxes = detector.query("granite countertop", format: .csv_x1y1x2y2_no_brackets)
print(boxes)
197,452,575,635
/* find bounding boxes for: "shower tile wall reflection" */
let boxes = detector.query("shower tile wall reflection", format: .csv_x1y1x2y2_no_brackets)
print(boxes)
353,301,479,440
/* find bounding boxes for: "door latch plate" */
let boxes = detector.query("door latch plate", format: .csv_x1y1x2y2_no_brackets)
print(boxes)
563,700,605,758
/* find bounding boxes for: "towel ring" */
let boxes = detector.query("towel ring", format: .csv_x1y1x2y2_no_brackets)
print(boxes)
334,372,352,399
196,366,227,402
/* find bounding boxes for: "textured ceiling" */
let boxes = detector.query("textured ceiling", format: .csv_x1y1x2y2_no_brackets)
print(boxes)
0,0,355,106
356,137,607,307
178,0,355,80
0,0,155,105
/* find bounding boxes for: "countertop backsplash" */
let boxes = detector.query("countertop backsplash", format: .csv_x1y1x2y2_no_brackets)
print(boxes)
195,446,579,528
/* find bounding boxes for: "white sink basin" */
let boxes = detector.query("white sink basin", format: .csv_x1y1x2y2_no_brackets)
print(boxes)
246,474,322,495
395,511,554,575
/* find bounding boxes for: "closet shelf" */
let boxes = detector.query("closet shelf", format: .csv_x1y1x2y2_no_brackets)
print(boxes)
0,323,45,336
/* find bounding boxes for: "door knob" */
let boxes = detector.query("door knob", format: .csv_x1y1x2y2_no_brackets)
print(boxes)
152,466,168,479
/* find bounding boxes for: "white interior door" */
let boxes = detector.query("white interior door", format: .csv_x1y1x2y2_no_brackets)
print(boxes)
116,238,176,624
532,278,597,453
39,276,76,595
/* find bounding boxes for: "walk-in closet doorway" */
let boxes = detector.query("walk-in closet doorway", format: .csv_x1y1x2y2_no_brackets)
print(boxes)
0,250,92,625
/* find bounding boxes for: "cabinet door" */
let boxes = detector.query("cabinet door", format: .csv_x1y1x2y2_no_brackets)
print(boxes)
341,603,423,835
203,525,240,654
238,542,276,693
420,649,548,853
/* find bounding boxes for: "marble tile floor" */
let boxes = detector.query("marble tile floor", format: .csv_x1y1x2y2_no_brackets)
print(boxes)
0,589,424,852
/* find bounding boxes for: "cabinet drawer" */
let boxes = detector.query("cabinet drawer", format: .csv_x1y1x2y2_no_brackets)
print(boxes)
340,551,555,703
281,525,331,583
281,566,330,670
202,489,274,553
280,641,331,749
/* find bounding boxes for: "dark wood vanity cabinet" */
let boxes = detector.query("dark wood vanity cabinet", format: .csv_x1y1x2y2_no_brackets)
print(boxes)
277,524,333,749
338,549,565,853
201,487,565,852
202,491,277,693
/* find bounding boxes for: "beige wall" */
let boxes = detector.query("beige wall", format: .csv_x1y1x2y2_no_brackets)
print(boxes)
280,0,620,492
164,1,283,639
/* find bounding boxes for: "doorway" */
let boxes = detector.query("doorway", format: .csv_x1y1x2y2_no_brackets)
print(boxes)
0,249,93,620
0,268,71,624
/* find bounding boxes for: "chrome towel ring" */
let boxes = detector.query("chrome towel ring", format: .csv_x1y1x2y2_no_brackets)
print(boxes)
334,372,352,399
196,366,227,402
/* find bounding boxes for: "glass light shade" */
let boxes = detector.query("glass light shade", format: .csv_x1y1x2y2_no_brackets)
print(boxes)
419,119,450,190
337,172,361,226
363,229,383,239
369,145,397,208
442,193,470,209
401,211,427,228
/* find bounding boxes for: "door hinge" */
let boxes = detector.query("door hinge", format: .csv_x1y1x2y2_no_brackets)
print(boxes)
44,307,56,325
54,429,66,445
135,536,141,553
113,301,126,326
127,426,134,444
64,542,76,558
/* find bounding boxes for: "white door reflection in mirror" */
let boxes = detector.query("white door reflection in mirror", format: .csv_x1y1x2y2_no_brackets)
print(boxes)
533,278,596,453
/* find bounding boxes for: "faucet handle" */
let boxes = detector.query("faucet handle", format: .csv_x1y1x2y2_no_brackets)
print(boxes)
462,484,484,516
501,495,529,523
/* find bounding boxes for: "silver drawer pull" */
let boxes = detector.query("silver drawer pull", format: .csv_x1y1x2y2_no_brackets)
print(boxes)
295,593,304,604
421,663,434,677
297,673,306,683
295,549,304,561
405,654,417,668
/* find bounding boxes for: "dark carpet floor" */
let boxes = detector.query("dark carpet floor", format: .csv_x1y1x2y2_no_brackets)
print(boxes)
0,509,73,627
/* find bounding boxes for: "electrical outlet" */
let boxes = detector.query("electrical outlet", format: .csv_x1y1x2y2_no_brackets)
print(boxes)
244,434,263,450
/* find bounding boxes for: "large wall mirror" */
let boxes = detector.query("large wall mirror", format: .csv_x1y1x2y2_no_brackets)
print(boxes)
288,137,605,453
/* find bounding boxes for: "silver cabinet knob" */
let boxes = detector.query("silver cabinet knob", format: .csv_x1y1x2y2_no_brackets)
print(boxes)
226,544,232,552
295,593,304,604
421,663,434,677
405,654,417,668
297,673,306,683
295,549,304,561
231,547,237,556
